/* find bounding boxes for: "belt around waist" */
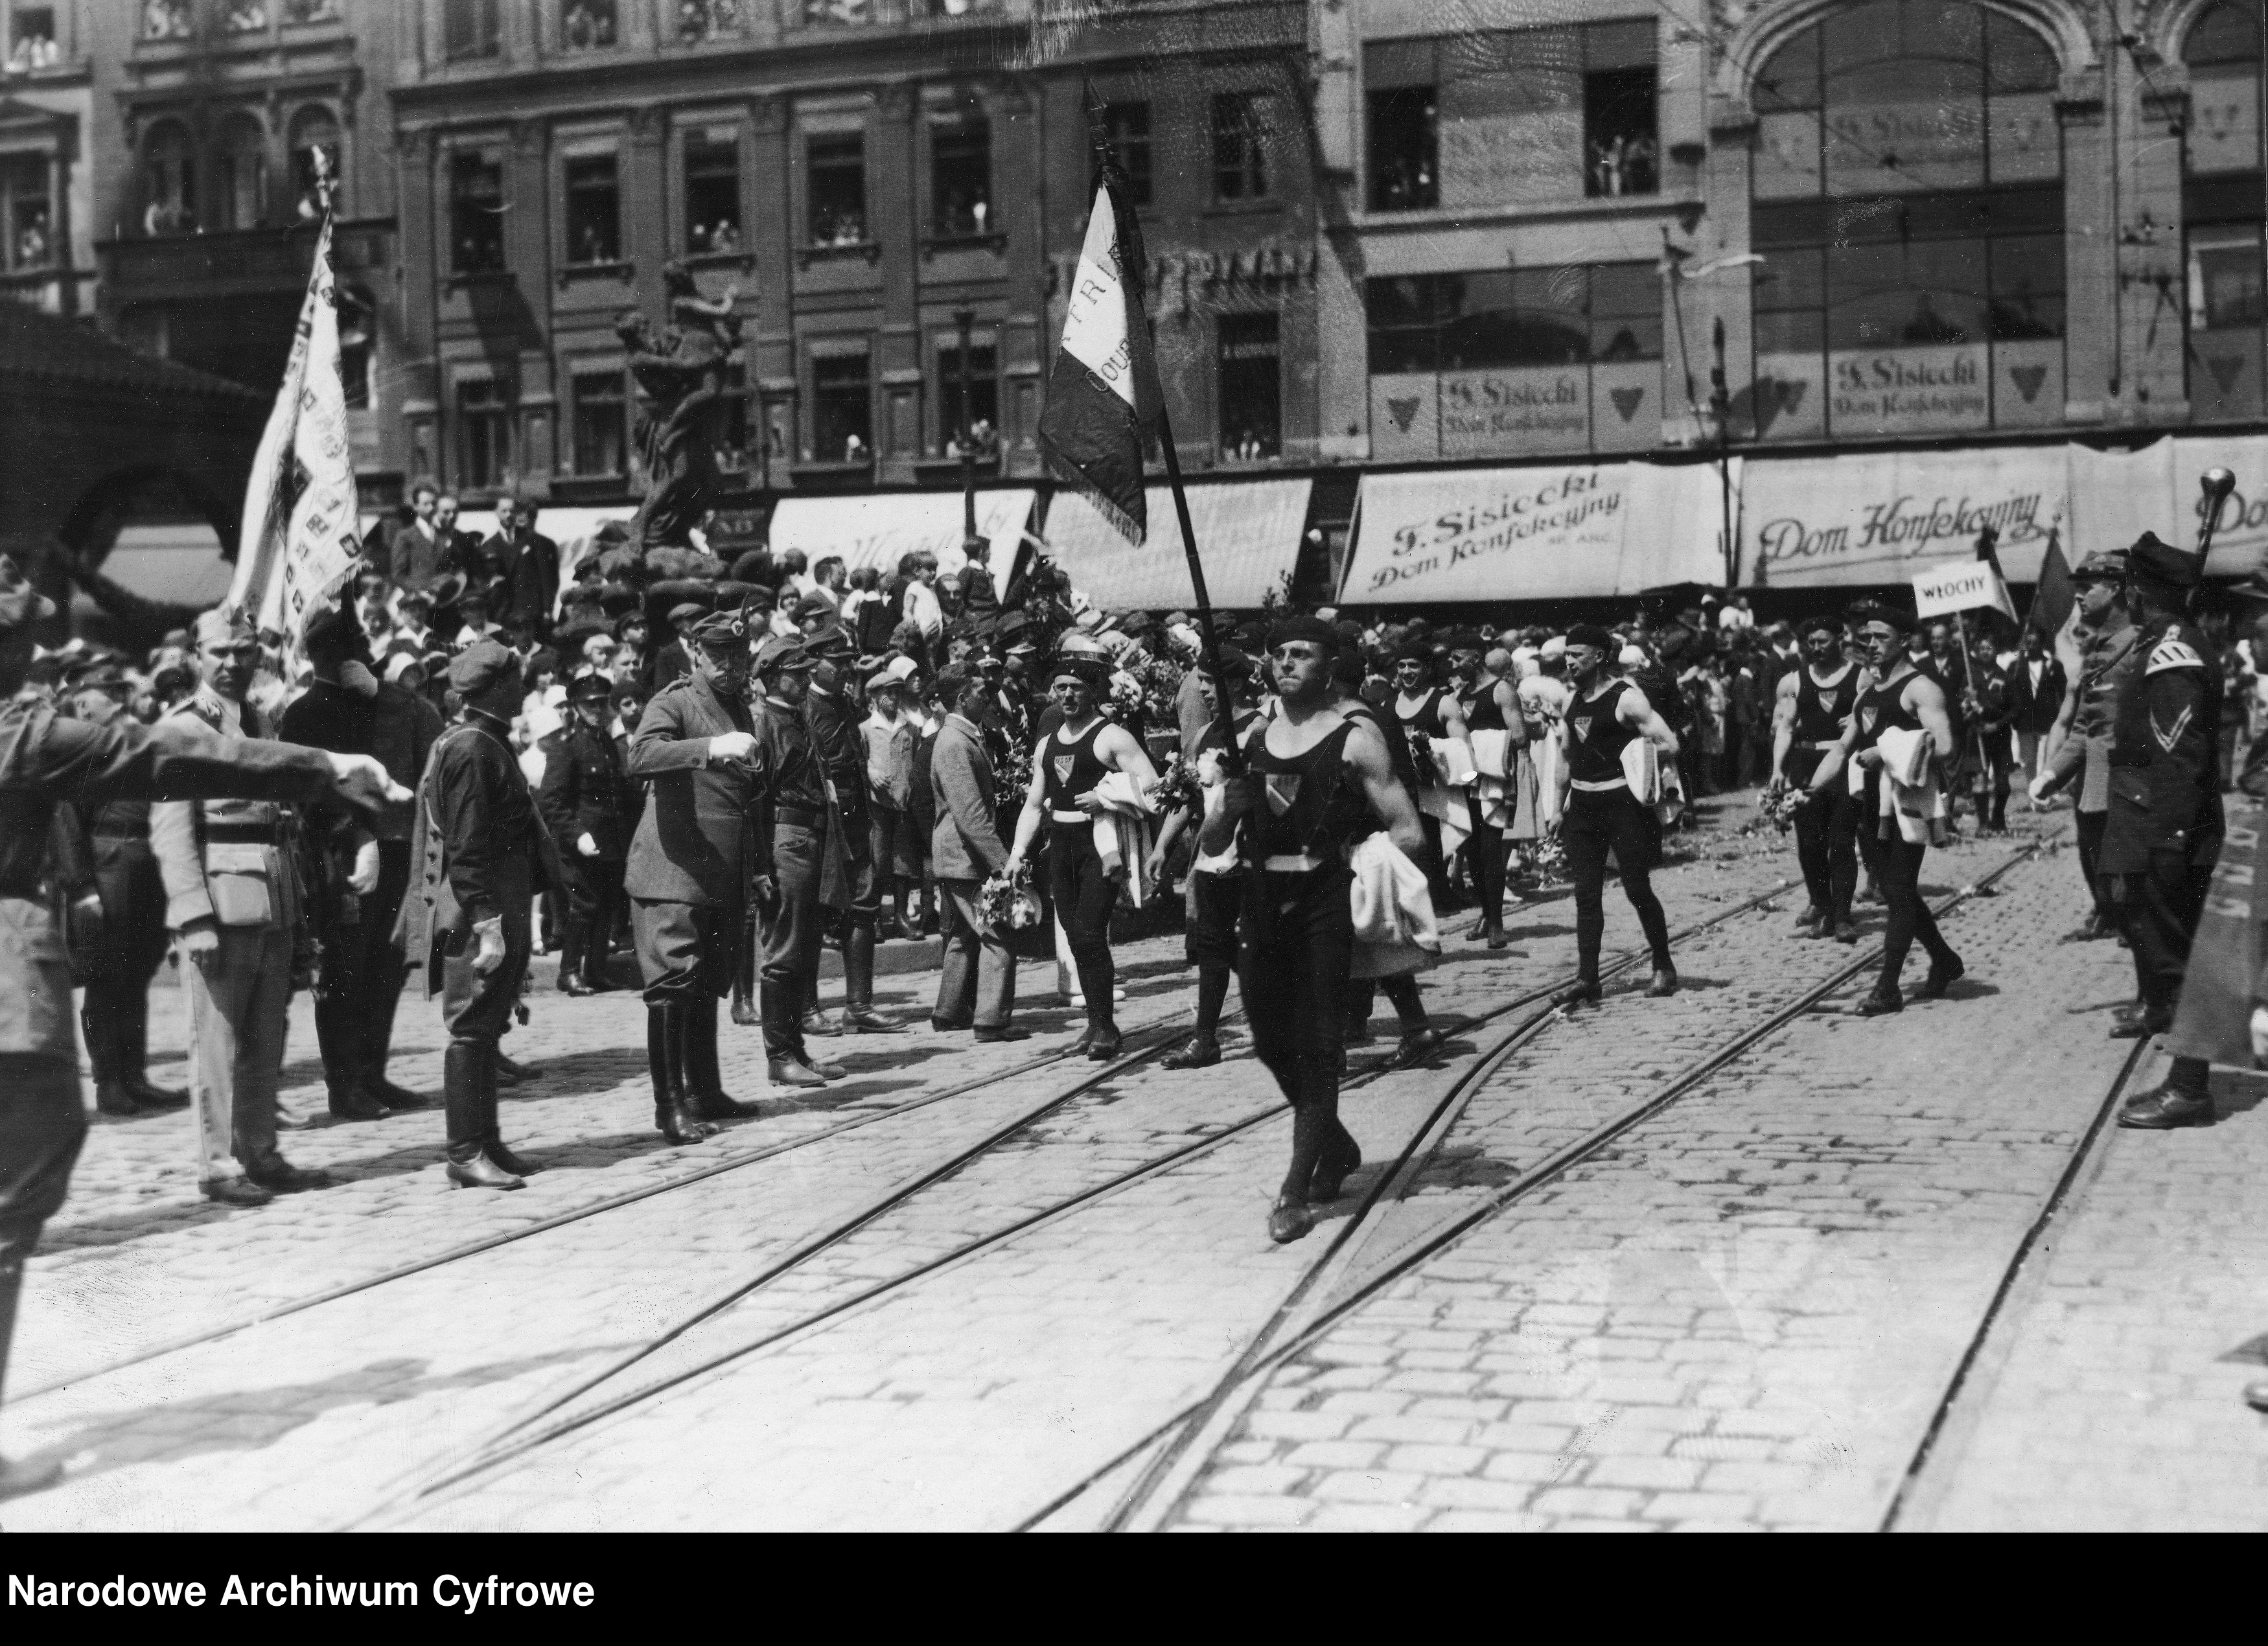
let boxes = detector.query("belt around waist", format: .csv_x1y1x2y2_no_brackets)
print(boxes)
202,823,284,843
1569,776,1629,793
1050,809,1091,824
91,829,151,842
1801,739,1841,750
1260,852,1326,873
774,804,824,828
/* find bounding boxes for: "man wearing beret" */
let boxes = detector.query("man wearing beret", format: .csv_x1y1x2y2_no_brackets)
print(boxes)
154,610,340,1205
400,641,555,1189
0,564,402,1499
2098,534,2226,1128
280,604,444,1121
626,609,770,1137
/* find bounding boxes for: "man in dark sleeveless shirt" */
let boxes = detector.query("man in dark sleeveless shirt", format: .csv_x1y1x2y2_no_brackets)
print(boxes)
1450,641,1527,947
1392,645,1466,905
1810,604,1963,1013
1555,623,1682,1003
1772,613,1861,942
1206,617,1428,1245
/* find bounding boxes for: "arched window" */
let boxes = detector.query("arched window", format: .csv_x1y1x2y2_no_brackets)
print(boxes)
1746,0,2065,441
2185,0,2262,175
143,121,196,236
211,113,267,231
289,106,340,217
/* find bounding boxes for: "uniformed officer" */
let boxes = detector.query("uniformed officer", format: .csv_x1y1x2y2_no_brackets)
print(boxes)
399,641,556,1188
60,656,183,1117
802,621,891,1033
538,668,635,996
745,632,848,1087
153,610,333,1205
2099,533,2225,1129
625,609,765,1142
279,604,443,1120
0,559,401,1499
2031,549,2139,940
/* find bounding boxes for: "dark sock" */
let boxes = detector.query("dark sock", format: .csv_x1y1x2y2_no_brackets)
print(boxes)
1194,966,1230,1039
2168,1056,2212,1100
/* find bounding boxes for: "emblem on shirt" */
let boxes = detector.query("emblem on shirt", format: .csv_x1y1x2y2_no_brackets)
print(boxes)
1860,706,1879,734
1569,714,1592,743
1052,754,1075,787
1264,773,1301,817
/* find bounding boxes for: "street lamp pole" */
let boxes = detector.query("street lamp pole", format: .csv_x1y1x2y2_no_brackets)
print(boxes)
955,306,979,562
1711,316,1737,590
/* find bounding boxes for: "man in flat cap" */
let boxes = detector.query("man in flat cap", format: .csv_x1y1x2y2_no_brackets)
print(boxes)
60,655,182,1118
0,563,402,1500
399,640,555,1189
2094,533,2226,1128
153,610,336,1205
625,609,769,1139
538,668,636,996
280,603,444,1121
2032,548,2139,938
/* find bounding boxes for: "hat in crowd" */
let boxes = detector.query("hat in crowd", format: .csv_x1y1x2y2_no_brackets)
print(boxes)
1850,599,1918,636
803,622,853,658
0,555,57,634
730,550,774,585
302,605,367,664
553,618,605,656
2071,548,2130,585
2230,566,2268,605
752,633,810,675
394,585,434,613
424,572,468,610
612,610,649,638
883,653,921,685
793,593,836,623
1055,631,1112,662
568,667,613,699
1266,614,1337,653
1119,612,1157,638
447,639,520,697
64,654,130,692
667,600,710,629
687,609,750,650
1564,623,1615,653
2126,531,2200,590
193,607,257,649
865,666,905,695
1799,612,1844,638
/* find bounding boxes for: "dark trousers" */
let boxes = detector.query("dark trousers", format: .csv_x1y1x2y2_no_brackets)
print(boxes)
0,1063,86,1404
1242,867,1354,1109
1345,973,1428,1031
313,840,412,1098
936,878,1017,1028
440,892,531,1047
758,821,825,1056
1048,824,1118,1027
76,841,168,1088
2076,808,2112,922
1561,788,1672,979
2105,852,2213,1019
560,856,625,982
1792,785,1858,925
1875,835,1956,995
635,896,743,1003
1464,794,1506,927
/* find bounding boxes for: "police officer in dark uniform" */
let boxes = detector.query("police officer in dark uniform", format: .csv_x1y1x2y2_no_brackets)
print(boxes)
400,640,555,1189
60,656,183,1118
538,668,635,997
279,605,443,1120
625,609,765,1142
2101,533,2225,1129
801,621,890,1034
0,557,402,1500
746,632,846,1088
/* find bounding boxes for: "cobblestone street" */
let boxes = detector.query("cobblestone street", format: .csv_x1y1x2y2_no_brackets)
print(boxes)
5,799,2263,1533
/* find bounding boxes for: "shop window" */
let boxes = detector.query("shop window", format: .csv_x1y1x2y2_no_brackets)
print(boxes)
932,117,992,237
1211,93,1269,202
143,122,196,236
560,1,617,49
1368,84,1439,211
565,154,621,264
211,115,266,231
2186,1,2263,176
1585,65,1657,196
283,1,341,22
808,133,866,245
142,3,193,41
675,1,744,42
811,352,872,463
804,0,872,23
573,370,627,475
445,0,500,60
1218,313,1280,458
936,340,998,454
685,136,741,253
1100,102,1151,207
289,106,340,218
224,3,268,33
450,150,506,273
0,153,49,270
459,378,512,491
8,6,60,70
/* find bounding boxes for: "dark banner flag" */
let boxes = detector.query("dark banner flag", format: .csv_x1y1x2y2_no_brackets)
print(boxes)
1037,180,1163,545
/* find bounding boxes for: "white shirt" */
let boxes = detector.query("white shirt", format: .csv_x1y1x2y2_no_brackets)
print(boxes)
903,579,943,638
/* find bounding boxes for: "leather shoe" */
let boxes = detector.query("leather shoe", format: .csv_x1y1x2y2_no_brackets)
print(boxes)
767,1056,829,1088
929,1015,973,1033
1853,988,1903,1017
1833,920,1860,944
801,1006,844,1037
244,1157,332,1194
1794,905,1823,931
200,1176,273,1208
1085,1026,1122,1061
1161,1033,1220,1069
1391,1025,1449,1069
483,1137,544,1176
1559,979,1603,1010
2116,1084,2214,1129
803,1050,848,1080
1267,1195,1312,1244
732,993,759,1026
1647,967,1679,998
693,1090,761,1120
446,1153,525,1190
0,1453,62,1502
93,1082,140,1118
494,1053,535,1085
559,973,598,997
1310,1133,1362,1202
841,1004,896,1032
1921,955,1965,999
973,1024,1031,1043
327,1087,390,1123
1487,927,1512,950
2109,1010,2170,1041
365,1076,430,1110
124,1076,189,1109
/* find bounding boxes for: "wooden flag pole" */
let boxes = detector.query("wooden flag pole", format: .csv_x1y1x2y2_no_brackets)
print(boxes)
1153,401,1246,772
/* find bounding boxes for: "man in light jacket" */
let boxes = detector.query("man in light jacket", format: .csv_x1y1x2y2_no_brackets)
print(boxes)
928,666,1021,1039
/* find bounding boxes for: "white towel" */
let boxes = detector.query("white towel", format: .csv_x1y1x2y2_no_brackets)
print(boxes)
1620,737,1660,804
1088,770,1159,907
1469,728,1513,781
1431,736,1479,789
1348,832,1441,980
1874,726,1943,844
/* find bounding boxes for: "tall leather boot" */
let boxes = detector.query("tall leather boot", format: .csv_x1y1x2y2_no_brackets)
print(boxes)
580,914,614,992
0,1261,61,1500
478,1041,541,1176
730,917,759,1026
652,1003,717,1144
444,1041,521,1190
117,996,185,1109
762,979,827,1088
840,922,892,1031
82,1003,136,1117
687,997,759,1119
319,996,388,1120
557,918,594,996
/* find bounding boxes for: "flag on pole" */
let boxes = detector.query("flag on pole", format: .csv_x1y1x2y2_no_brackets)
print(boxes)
1037,176,1162,545
226,199,364,677
2028,520,2084,677
1969,524,2022,626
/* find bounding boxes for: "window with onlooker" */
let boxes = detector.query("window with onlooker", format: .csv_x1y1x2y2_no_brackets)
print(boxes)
1,153,50,271
936,340,997,454
560,0,616,49
459,378,512,490
1584,29,1658,197
677,0,743,41
931,115,991,237
7,5,60,70
1217,313,1280,459
450,150,506,273
684,134,741,253
811,351,872,463
565,154,621,264
807,132,866,245
1365,40,1437,211
141,2,193,41
283,0,341,23
1100,102,1151,207
290,106,340,217
143,121,196,235
573,370,627,475
445,0,500,60
803,0,872,23
224,3,268,33
211,114,266,231
1211,93,1269,202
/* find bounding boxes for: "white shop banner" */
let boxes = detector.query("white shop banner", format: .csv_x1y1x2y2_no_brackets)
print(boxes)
1744,444,2066,588
1339,459,1730,604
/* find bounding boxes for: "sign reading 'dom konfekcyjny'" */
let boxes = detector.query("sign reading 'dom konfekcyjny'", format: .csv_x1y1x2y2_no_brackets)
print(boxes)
1744,443,2064,587
1337,461,1728,603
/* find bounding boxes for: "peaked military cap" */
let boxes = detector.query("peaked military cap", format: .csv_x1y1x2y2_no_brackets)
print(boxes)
752,633,810,674
2070,547,2130,584
687,609,751,649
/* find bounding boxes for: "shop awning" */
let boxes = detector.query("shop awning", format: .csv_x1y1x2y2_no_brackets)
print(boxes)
1338,462,1728,603
74,524,233,622
1039,478,1312,610
767,489,1037,583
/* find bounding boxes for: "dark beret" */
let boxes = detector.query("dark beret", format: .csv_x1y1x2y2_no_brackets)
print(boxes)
1565,623,1615,653
301,605,365,662
446,639,521,697
1849,601,1917,636
1798,612,1844,638
730,550,774,584
1267,615,1339,653
2127,531,2201,589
